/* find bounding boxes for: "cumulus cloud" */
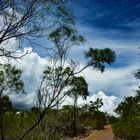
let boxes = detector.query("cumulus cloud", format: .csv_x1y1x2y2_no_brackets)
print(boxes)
6,48,138,114
79,64,139,98
63,91,119,115
10,48,49,109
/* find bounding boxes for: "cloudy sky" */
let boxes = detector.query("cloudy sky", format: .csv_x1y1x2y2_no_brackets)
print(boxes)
9,0,140,114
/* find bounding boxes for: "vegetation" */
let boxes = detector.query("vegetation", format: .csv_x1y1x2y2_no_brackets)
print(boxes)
113,88,140,140
113,58,140,140
0,0,126,140
0,97,112,140
0,64,25,140
68,76,89,136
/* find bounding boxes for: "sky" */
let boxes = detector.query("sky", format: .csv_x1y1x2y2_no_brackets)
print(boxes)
68,0,140,95
6,0,140,114
69,0,140,65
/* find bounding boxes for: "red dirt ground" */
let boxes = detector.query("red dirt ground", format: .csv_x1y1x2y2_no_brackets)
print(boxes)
82,125,114,140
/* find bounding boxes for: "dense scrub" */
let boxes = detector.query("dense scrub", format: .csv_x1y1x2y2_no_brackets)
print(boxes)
0,97,114,140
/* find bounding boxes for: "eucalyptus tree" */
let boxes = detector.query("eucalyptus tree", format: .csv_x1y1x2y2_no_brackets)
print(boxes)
0,0,116,139
80,98,103,119
19,25,116,139
113,89,140,140
0,64,24,140
36,25,116,113
17,26,116,139
67,76,89,136
89,98,103,112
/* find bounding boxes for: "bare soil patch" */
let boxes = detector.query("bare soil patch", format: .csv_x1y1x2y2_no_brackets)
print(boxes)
82,125,114,140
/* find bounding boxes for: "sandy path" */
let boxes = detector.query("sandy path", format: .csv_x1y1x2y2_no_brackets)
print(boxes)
83,125,114,140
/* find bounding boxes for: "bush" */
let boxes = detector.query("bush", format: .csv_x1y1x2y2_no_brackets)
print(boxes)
113,88,140,140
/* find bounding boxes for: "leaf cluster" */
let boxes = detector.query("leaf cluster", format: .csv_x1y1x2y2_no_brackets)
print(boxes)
85,48,116,72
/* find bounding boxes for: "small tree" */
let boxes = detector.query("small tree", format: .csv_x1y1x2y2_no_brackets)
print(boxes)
0,64,24,140
68,76,89,136
113,65,140,140
113,89,140,140
80,98,105,129
16,17,116,139
89,98,103,111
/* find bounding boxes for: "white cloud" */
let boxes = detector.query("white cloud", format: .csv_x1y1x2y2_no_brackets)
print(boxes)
78,64,139,98
10,48,49,108
96,91,119,115
4,48,139,114
0,5,138,114
63,91,119,115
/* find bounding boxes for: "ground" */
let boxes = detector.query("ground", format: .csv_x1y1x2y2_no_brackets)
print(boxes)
72,125,114,140
84,125,114,140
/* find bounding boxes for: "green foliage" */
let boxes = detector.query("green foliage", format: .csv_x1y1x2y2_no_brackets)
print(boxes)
2,112,40,140
49,26,85,45
113,88,140,140
48,26,85,61
0,64,25,140
105,114,117,124
0,95,12,112
44,109,64,140
85,48,116,72
80,98,107,130
0,1,116,140
0,64,25,94
0,102,109,140
43,66,74,81
40,66,76,109
61,102,107,137
66,76,89,136
89,98,103,111
113,50,140,140
68,76,89,99
31,107,40,114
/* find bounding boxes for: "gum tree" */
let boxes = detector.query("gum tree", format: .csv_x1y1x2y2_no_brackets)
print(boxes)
68,76,89,136
0,64,24,140
0,1,116,139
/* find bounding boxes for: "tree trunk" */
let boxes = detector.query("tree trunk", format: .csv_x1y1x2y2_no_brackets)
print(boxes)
71,95,78,136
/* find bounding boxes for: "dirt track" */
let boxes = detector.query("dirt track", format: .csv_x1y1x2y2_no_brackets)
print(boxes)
83,125,114,140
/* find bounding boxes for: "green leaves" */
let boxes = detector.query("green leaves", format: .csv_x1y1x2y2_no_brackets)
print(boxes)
68,76,89,99
43,66,74,82
113,88,140,140
49,26,74,41
0,95,12,112
90,98,103,111
49,26,85,47
85,48,116,72
0,64,25,95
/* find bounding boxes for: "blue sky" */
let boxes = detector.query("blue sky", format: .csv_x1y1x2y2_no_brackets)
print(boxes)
68,0,140,66
34,0,140,67
71,0,140,35
8,0,140,113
